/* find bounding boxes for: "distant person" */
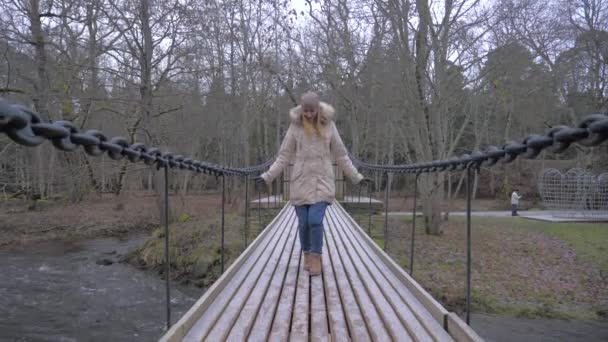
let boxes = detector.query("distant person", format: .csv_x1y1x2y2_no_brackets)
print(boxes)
255,91,371,276
511,189,522,216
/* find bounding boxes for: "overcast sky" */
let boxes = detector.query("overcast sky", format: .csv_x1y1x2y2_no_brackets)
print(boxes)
291,0,308,13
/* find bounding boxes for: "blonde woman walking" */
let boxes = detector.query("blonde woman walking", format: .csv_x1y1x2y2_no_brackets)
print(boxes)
256,92,371,276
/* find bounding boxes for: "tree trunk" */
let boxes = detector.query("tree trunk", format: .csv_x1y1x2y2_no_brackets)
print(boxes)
422,172,443,235
28,0,51,120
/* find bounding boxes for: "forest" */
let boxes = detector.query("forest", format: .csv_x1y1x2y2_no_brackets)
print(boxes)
1,0,607,234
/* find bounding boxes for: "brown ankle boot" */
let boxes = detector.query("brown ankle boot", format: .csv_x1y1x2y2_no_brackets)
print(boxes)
309,253,322,276
303,252,311,271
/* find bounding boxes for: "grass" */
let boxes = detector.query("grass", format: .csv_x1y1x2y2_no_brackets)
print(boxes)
350,212,608,320
509,218,608,274
465,216,608,276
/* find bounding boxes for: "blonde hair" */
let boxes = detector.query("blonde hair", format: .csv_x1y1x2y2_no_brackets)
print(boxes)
302,111,325,137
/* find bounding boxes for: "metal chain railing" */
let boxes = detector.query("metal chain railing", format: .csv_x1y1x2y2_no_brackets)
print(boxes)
350,113,608,173
0,99,275,176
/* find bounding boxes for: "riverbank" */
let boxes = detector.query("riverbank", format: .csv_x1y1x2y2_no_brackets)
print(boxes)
125,209,278,288
0,192,224,246
0,191,276,289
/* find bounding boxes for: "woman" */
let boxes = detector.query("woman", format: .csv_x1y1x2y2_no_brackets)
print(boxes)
256,92,370,276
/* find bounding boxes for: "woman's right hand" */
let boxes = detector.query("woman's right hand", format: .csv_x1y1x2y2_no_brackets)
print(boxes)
359,178,374,187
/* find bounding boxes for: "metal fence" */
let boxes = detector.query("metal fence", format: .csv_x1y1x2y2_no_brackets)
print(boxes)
539,168,608,218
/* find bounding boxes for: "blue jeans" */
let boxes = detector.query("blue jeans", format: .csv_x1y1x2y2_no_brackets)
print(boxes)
511,204,518,216
294,202,329,255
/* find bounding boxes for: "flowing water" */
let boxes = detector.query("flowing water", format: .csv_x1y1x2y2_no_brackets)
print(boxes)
0,236,201,341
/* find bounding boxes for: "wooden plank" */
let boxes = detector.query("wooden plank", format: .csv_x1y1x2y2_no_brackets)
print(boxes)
311,265,329,341
203,209,295,341
289,245,310,341
247,214,298,341
324,216,372,342
161,203,292,342
446,313,484,342
325,210,404,342
330,205,452,341
266,218,301,341
226,213,297,340
334,201,450,325
183,208,294,341
321,242,350,342
332,202,455,342
329,206,436,342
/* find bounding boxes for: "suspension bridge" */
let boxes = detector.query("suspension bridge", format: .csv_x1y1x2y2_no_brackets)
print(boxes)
1,99,607,341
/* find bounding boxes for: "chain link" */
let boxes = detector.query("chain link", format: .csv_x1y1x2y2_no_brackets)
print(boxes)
0,99,273,176
350,113,608,173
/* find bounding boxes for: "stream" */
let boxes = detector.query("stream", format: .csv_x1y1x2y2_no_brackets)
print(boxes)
0,236,201,341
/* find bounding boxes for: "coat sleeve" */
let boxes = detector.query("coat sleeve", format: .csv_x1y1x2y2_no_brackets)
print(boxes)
330,122,364,184
261,125,296,184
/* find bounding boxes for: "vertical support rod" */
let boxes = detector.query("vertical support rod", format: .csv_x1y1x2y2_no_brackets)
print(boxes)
410,172,419,276
368,179,373,236
258,179,262,232
267,181,270,209
466,166,472,325
358,174,362,205
383,172,390,252
221,174,226,274
244,175,249,249
343,167,346,200
163,165,171,330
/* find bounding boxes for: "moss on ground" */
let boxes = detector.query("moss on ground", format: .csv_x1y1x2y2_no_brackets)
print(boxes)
126,209,278,288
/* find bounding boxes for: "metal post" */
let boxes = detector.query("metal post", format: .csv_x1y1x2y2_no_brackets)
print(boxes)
383,172,390,252
343,171,346,201
465,166,473,325
244,175,249,249
163,166,171,330
358,176,362,205
368,173,373,236
410,172,419,276
221,174,225,274
258,180,262,232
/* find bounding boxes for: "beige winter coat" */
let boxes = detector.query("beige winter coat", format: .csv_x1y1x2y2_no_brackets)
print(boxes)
261,102,364,206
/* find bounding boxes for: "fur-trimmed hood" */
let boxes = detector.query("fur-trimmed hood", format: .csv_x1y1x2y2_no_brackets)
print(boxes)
289,101,335,125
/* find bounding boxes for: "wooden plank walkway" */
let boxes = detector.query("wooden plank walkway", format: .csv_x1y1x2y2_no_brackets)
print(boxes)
161,202,482,342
